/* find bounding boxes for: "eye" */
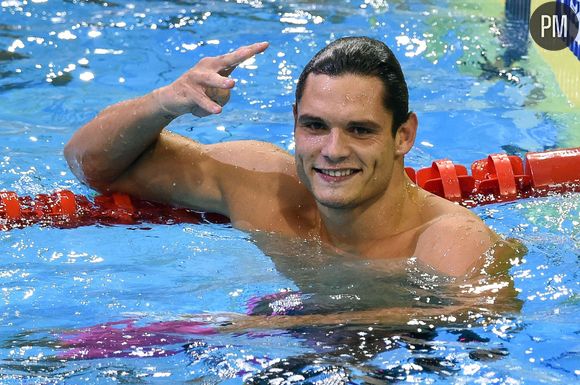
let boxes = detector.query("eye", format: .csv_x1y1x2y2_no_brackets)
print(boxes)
349,126,373,136
302,120,327,132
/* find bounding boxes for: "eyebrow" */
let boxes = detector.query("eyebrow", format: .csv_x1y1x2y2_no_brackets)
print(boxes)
297,114,325,124
347,120,382,130
297,114,382,130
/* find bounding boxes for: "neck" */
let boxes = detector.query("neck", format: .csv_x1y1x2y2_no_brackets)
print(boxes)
318,172,418,256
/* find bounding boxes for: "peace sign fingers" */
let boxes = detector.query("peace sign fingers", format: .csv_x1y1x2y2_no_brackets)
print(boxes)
155,42,270,118
211,42,269,76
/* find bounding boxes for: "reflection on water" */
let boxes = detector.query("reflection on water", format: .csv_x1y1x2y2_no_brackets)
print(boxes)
1,232,526,384
2,313,523,384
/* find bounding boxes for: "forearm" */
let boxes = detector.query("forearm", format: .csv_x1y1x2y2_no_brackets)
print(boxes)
64,89,175,189
64,42,268,193
213,304,503,333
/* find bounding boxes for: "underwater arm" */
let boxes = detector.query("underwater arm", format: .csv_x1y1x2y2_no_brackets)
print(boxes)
218,239,525,331
215,303,515,332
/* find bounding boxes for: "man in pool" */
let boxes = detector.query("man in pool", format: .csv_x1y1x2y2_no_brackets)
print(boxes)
64,37,504,278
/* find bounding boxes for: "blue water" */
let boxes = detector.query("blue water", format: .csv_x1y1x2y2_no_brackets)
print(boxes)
1,0,579,384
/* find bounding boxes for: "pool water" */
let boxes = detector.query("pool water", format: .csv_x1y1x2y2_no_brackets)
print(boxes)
1,0,579,384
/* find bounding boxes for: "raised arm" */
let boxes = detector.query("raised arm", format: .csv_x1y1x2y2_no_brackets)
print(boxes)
64,42,271,213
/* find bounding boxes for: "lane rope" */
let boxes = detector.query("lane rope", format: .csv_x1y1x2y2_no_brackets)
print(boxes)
1,147,578,230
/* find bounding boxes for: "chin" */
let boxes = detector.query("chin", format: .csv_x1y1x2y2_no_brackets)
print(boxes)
314,194,355,210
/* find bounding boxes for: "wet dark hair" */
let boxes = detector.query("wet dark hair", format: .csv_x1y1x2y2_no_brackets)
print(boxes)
295,36,410,136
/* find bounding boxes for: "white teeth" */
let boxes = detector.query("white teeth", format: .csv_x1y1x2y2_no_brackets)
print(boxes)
319,169,355,177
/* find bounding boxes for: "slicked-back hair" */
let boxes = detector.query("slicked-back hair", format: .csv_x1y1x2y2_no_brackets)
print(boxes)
295,37,410,136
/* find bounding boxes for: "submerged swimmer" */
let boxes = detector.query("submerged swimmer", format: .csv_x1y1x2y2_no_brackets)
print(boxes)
64,37,522,307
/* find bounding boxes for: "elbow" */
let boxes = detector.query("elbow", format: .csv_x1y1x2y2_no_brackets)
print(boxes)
63,139,86,183
63,139,114,193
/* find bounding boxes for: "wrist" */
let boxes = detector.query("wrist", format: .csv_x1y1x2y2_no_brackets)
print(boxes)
151,87,179,121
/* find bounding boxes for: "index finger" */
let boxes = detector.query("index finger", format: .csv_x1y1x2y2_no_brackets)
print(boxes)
216,42,269,76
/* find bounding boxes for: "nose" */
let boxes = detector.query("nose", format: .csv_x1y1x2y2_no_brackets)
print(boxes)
320,128,350,162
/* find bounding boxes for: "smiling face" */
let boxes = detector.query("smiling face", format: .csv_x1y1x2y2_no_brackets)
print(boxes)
294,73,412,211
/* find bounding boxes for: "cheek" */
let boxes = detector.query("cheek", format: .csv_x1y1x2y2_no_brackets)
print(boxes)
374,150,396,181
361,147,394,181
294,133,322,158
353,141,389,164
294,153,311,188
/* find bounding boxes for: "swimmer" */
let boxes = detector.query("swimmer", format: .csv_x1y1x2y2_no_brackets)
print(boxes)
64,37,516,278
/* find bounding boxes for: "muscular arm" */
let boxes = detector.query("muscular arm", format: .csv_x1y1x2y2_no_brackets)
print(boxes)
64,42,270,215
211,292,520,332
64,92,175,189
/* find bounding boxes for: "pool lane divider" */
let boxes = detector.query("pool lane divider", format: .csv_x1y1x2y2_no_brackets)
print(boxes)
0,190,230,230
1,147,579,230
406,147,580,206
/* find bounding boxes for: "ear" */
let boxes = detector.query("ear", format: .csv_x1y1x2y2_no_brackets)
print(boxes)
292,103,298,132
394,112,417,156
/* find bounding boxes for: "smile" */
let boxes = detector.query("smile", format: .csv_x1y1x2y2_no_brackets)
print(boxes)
314,168,359,177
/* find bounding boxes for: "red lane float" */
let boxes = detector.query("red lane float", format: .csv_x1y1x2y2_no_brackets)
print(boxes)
0,190,229,231
404,147,580,206
1,147,579,230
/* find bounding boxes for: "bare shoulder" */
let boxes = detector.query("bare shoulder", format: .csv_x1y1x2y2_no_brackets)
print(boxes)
204,139,296,175
157,133,294,171
413,195,498,277
203,140,316,232
110,132,302,220
202,139,302,201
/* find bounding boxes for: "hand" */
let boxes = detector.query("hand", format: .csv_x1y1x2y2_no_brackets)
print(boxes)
153,42,269,118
